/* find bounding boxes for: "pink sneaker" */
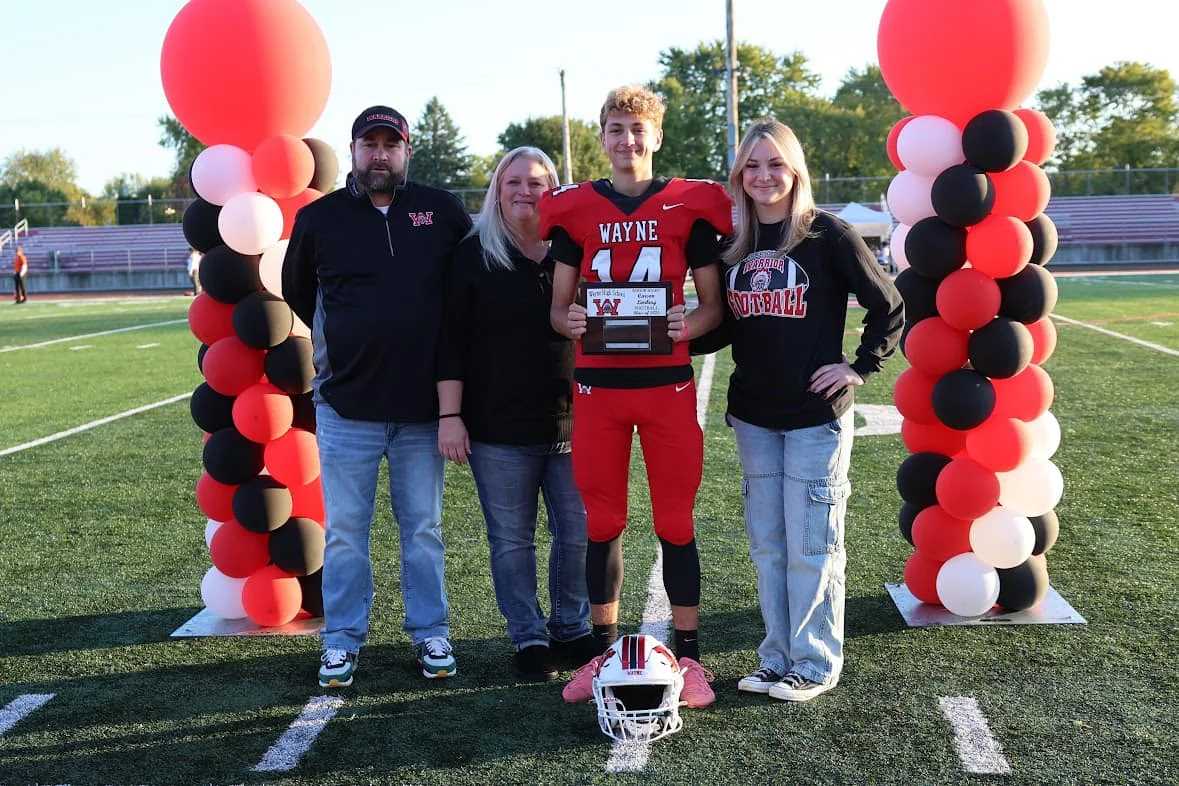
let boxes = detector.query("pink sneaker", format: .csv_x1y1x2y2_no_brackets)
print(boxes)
562,654,604,703
678,657,716,708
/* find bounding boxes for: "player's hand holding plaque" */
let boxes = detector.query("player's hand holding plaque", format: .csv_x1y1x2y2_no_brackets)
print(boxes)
579,281,673,354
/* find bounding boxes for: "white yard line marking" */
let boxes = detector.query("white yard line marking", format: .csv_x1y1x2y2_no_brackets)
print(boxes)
939,696,1012,775
605,352,717,774
69,345,94,351
854,404,904,437
0,393,192,457
1151,321,1173,327
137,343,161,349
251,695,345,773
1053,313,1179,357
0,319,187,353
0,694,55,735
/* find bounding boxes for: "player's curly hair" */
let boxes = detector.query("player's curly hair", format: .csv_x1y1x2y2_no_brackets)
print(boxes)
599,85,666,130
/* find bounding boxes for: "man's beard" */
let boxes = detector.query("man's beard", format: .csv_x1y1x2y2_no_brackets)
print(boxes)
355,163,403,194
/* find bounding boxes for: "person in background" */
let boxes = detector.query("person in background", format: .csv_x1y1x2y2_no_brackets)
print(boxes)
187,247,203,296
693,118,904,702
436,147,594,681
283,105,472,689
13,246,29,304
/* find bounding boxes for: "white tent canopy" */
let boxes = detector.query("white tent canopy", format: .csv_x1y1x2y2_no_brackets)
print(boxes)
836,202,893,240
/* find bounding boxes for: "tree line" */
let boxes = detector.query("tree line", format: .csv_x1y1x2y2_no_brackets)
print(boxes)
4,43,1178,227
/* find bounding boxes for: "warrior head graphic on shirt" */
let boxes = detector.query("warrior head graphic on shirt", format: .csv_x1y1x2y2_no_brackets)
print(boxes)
727,250,809,318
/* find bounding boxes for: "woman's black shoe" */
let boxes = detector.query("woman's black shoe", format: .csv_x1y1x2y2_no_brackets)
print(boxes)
514,644,558,681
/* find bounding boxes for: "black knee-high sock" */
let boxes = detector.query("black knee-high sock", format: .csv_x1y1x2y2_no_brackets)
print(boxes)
674,629,700,662
586,535,624,604
592,623,619,654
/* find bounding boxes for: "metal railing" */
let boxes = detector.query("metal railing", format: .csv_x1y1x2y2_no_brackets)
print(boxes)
0,218,29,254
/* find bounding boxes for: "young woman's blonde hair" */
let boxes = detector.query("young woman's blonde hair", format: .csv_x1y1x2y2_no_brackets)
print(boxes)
599,85,666,130
471,146,560,271
724,119,819,268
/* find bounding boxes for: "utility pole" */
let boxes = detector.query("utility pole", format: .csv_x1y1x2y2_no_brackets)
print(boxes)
560,70,573,184
726,0,739,170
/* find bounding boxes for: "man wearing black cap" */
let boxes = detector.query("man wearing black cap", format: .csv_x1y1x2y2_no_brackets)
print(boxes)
283,105,473,689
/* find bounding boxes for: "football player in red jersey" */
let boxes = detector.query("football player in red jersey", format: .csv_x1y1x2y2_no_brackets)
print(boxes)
541,85,733,709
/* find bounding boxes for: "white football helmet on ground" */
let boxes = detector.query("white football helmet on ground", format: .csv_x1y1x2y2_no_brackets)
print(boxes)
592,634,684,742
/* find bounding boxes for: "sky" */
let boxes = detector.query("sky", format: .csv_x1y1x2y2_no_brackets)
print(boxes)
1,0,1176,196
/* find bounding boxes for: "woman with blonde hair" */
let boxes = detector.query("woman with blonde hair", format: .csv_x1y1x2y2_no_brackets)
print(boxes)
436,147,593,680
694,119,904,701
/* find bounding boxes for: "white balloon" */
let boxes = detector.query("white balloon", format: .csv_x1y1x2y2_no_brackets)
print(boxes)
997,456,1064,517
969,507,1035,569
1026,411,1061,459
200,566,248,620
219,192,284,256
891,223,911,271
259,239,290,300
205,518,224,549
191,145,257,206
886,170,936,227
897,115,965,177
936,552,1000,617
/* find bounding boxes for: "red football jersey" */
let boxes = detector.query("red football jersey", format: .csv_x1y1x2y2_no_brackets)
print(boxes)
540,177,733,373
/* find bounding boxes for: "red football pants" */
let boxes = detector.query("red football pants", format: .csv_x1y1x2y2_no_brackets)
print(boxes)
572,381,703,545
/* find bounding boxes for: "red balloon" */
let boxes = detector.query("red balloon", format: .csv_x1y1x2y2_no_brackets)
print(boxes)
935,457,1000,520
188,292,237,346
232,382,294,444
965,415,1033,472
902,418,967,456
196,472,237,522
242,564,303,626
203,336,266,396
1014,108,1057,165
1026,316,1058,365
253,133,316,200
904,551,944,604
290,477,326,523
936,268,1001,331
160,0,332,149
277,188,323,240
989,161,1051,222
265,428,321,487
966,216,1033,279
894,368,939,425
992,363,1054,421
904,317,969,376
877,0,1050,126
912,506,973,562
209,520,271,578
887,116,914,171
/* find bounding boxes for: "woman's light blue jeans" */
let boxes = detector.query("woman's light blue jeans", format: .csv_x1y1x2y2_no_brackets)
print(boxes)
468,441,590,650
729,409,853,685
315,402,449,654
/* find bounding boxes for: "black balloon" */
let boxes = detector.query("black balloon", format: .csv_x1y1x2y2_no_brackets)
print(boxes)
962,109,1029,173
895,268,940,324
182,198,223,253
905,217,968,280
291,391,317,432
270,517,326,576
202,427,265,485
932,369,995,430
999,264,1058,323
197,343,209,374
969,318,1034,379
298,569,324,617
303,137,339,194
931,164,995,228
199,245,263,305
897,452,953,508
190,382,235,433
899,501,924,547
996,555,1050,611
265,336,315,395
1030,510,1060,555
1026,214,1058,266
233,291,294,350
233,476,294,533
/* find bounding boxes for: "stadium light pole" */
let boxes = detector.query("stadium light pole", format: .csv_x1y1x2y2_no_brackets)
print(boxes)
560,70,573,185
726,0,739,171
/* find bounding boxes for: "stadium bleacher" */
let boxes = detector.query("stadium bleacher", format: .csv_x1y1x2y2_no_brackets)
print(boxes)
2,224,190,273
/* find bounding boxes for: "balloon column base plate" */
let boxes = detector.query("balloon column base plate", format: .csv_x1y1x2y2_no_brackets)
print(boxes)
885,582,1086,627
171,608,323,638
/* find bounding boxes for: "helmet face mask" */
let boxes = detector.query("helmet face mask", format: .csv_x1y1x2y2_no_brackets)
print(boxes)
592,634,684,743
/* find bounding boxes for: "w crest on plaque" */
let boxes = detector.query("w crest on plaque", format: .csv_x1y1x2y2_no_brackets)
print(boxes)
579,281,673,354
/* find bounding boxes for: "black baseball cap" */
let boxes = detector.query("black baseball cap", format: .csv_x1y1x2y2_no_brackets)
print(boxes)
351,105,410,143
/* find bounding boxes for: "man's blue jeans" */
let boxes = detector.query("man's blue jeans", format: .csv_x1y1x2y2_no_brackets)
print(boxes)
729,409,853,685
315,402,449,653
468,441,590,650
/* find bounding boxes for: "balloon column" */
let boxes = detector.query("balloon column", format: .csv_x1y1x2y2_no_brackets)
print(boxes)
878,0,1063,617
163,0,339,626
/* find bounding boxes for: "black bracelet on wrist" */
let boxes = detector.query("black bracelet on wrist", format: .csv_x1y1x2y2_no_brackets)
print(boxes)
438,413,462,419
